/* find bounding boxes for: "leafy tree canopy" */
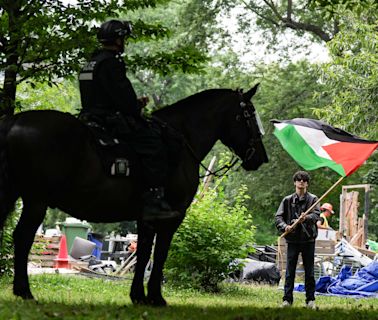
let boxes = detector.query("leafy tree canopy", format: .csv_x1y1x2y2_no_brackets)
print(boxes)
314,7,378,140
177,0,377,64
0,0,207,115
308,0,373,14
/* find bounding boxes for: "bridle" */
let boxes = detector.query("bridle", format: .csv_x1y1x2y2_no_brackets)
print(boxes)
185,142,239,178
189,90,263,178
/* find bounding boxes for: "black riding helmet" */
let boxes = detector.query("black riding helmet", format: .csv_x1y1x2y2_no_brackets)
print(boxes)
97,19,132,44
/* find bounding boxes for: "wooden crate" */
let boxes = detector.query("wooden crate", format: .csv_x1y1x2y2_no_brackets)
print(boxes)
276,238,336,279
29,235,61,267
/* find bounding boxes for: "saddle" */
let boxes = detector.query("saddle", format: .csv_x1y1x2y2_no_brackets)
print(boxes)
78,112,183,177
79,112,137,177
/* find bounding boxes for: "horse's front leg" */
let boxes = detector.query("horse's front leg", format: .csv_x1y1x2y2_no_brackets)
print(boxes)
13,201,46,300
147,221,181,307
130,221,155,305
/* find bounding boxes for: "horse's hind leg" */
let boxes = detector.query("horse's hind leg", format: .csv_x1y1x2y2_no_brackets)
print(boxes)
13,201,46,299
130,221,155,305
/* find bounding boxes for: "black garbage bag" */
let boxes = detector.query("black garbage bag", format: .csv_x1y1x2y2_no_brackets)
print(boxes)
238,259,281,285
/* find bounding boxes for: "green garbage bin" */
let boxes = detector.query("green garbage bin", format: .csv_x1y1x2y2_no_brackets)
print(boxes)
59,219,91,254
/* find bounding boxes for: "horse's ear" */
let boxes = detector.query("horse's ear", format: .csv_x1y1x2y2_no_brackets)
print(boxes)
243,83,260,101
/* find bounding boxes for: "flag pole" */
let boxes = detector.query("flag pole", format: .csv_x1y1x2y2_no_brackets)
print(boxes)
280,175,345,238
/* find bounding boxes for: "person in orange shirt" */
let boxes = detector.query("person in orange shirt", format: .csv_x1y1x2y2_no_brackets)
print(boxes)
317,203,334,230
128,240,137,253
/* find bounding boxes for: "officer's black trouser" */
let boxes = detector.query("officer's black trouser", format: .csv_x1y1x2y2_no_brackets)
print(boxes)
283,241,316,304
126,123,168,187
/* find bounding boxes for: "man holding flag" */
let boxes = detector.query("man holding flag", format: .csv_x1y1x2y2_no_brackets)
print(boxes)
271,117,378,308
275,171,320,309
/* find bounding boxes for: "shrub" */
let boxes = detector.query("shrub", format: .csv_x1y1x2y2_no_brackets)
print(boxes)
165,181,255,292
0,201,21,276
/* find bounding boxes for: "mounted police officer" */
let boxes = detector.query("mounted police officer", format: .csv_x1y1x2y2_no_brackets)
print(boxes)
79,19,179,221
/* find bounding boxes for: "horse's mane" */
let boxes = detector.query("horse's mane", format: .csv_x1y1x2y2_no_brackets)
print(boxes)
153,88,235,117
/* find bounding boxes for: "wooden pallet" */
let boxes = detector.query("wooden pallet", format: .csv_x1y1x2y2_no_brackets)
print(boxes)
276,238,336,279
29,235,61,267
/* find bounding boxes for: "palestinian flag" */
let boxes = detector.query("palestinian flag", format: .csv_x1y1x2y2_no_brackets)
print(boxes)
271,118,378,176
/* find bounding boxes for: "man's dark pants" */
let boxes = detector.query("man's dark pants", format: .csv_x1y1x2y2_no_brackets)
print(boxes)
283,241,316,304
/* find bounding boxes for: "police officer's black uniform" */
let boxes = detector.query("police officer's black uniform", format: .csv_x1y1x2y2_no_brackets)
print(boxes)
79,49,141,119
79,20,179,221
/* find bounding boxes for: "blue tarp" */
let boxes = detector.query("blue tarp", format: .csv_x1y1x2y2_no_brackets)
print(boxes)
294,260,378,298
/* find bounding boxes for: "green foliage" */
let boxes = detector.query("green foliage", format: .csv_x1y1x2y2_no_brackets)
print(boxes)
176,0,228,49
42,208,68,230
126,45,207,76
313,6,378,236
362,160,378,241
0,0,174,82
314,7,378,140
0,0,207,114
220,61,340,244
179,0,339,64
0,224,14,275
0,201,21,276
309,0,373,15
165,181,255,292
16,81,80,114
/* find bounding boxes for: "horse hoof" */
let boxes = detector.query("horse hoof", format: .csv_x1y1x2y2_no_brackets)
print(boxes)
131,296,147,305
14,290,34,300
146,296,167,307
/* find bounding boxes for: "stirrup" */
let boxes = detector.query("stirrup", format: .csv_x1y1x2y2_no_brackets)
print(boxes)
142,201,180,221
142,209,180,221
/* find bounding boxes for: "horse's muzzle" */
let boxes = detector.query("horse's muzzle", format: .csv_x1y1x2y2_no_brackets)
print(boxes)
241,149,268,171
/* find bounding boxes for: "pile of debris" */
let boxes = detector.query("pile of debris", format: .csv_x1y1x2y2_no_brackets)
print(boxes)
29,235,61,268
28,231,140,279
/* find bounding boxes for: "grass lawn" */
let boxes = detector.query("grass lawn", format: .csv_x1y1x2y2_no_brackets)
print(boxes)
0,274,376,319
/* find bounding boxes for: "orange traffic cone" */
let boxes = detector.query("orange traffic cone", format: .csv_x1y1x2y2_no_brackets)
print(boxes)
54,234,70,269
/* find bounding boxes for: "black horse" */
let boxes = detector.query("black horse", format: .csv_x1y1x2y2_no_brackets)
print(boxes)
0,84,268,306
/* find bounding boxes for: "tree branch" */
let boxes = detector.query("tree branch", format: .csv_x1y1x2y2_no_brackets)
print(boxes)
287,0,292,21
240,0,280,27
281,18,332,42
17,62,57,83
263,0,283,20
242,0,334,42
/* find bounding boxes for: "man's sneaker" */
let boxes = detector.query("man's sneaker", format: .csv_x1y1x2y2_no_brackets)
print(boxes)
306,300,316,309
281,300,291,307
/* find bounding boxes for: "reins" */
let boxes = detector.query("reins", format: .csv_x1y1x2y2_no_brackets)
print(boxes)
183,89,260,179
184,141,240,178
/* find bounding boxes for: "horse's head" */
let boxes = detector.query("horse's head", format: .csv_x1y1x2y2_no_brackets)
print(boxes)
220,84,268,170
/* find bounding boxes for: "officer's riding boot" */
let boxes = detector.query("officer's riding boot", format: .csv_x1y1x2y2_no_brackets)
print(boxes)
142,187,180,221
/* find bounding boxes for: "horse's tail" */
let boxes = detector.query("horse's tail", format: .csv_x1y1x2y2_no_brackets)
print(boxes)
0,115,17,241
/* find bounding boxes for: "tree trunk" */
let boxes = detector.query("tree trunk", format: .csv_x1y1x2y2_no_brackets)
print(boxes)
0,0,22,116
1,57,18,116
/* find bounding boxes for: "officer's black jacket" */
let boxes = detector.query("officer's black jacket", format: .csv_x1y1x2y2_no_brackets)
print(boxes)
275,192,320,242
79,49,141,118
